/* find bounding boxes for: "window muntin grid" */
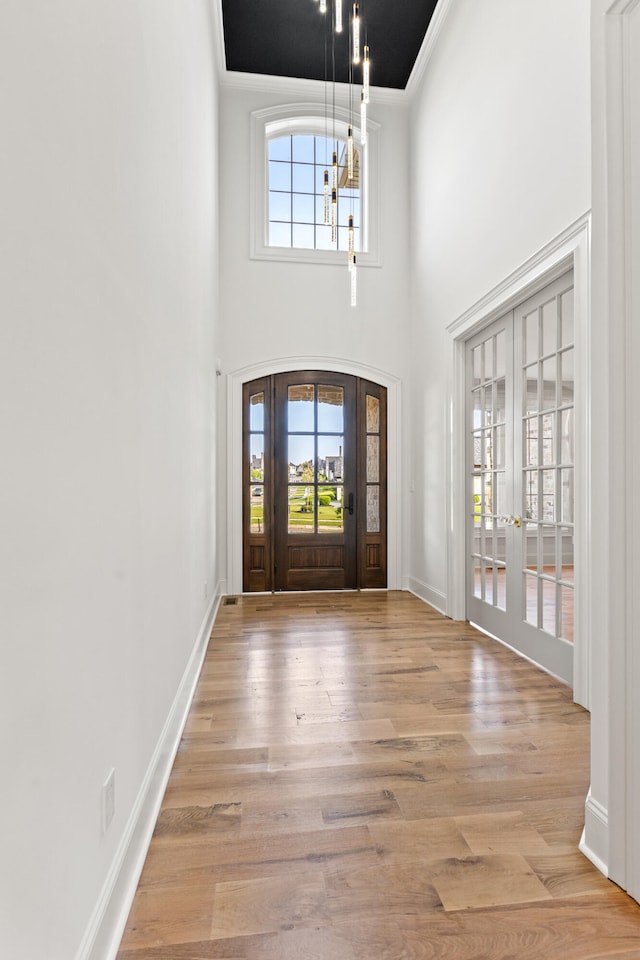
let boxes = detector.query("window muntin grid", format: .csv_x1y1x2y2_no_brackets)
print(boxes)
267,134,361,252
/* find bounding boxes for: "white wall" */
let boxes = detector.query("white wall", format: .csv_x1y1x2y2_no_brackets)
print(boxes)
0,2,220,958
218,81,410,377
407,0,591,608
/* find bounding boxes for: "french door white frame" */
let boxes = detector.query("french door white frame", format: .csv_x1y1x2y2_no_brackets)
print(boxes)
226,356,402,596
446,214,591,709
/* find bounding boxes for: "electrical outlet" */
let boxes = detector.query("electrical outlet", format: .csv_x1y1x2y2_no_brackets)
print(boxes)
101,768,115,834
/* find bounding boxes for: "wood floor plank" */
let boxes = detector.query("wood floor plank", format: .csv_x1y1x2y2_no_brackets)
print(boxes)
116,592,640,959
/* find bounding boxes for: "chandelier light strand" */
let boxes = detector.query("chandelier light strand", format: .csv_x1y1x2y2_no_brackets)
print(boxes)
310,0,370,305
352,3,360,64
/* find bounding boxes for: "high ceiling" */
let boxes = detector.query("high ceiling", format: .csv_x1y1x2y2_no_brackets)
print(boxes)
220,0,440,91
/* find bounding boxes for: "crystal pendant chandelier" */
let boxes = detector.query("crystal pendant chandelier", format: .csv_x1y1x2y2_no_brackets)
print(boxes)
315,0,370,307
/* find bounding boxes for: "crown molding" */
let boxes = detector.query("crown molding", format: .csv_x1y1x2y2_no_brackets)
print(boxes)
405,0,455,98
220,67,408,106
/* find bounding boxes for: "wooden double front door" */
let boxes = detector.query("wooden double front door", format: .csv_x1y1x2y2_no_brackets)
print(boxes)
243,371,387,592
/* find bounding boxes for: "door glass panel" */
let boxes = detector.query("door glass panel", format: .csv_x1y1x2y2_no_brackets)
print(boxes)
541,357,557,409
288,486,314,533
318,487,344,533
496,563,506,610
561,289,574,346
496,331,505,377
542,579,556,634
561,469,574,522
472,346,482,386
495,425,505,469
495,378,506,423
542,299,557,356
288,384,315,431
367,486,380,533
484,528,493,559
524,310,538,364
561,410,574,464
318,385,344,432
250,392,264,431
367,435,380,482
473,389,483,429
473,556,482,598
560,348,574,404
473,432,482,468
484,383,493,426
525,470,538,520
250,434,265,482
288,435,315,480
542,413,555,465
495,471,506,518
482,430,493,469
542,470,555,521
250,485,264,533
525,365,538,413
485,338,494,379
317,435,344,480
560,525,574,569
524,572,538,626
525,524,538,572
525,417,539,466
560,585,574,642
494,520,506,562
366,394,380,432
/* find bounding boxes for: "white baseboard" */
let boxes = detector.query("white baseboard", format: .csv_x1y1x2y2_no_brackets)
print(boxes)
579,788,609,877
408,576,447,616
75,582,224,960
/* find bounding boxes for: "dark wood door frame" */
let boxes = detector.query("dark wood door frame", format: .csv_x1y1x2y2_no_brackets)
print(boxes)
243,371,387,592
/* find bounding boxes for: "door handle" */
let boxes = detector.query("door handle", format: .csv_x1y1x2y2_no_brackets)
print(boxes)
331,493,354,515
498,514,522,528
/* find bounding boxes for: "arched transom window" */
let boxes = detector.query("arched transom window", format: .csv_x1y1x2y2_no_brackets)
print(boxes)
251,106,379,267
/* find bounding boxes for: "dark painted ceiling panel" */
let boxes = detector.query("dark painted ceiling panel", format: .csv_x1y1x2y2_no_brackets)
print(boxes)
221,0,439,90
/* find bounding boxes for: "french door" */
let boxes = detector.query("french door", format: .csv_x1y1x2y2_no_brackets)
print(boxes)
466,273,575,684
243,371,387,592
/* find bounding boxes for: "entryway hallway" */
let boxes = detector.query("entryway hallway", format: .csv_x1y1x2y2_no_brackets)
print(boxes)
117,592,640,959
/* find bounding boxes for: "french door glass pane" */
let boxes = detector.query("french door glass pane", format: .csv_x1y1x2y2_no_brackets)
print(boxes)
560,348,575,404
318,488,344,533
525,366,539,413
524,311,538,364
288,435,315,479
496,331,506,377
519,285,574,645
317,434,344,479
472,346,482,386
561,289,574,346
542,579,556,634
288,384,315,430
542,357,557,408
288,487,314,533
318,385,344,431
542,299,558,355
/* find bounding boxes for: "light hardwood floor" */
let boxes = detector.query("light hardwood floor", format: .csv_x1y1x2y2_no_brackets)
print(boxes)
117,591,640,959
